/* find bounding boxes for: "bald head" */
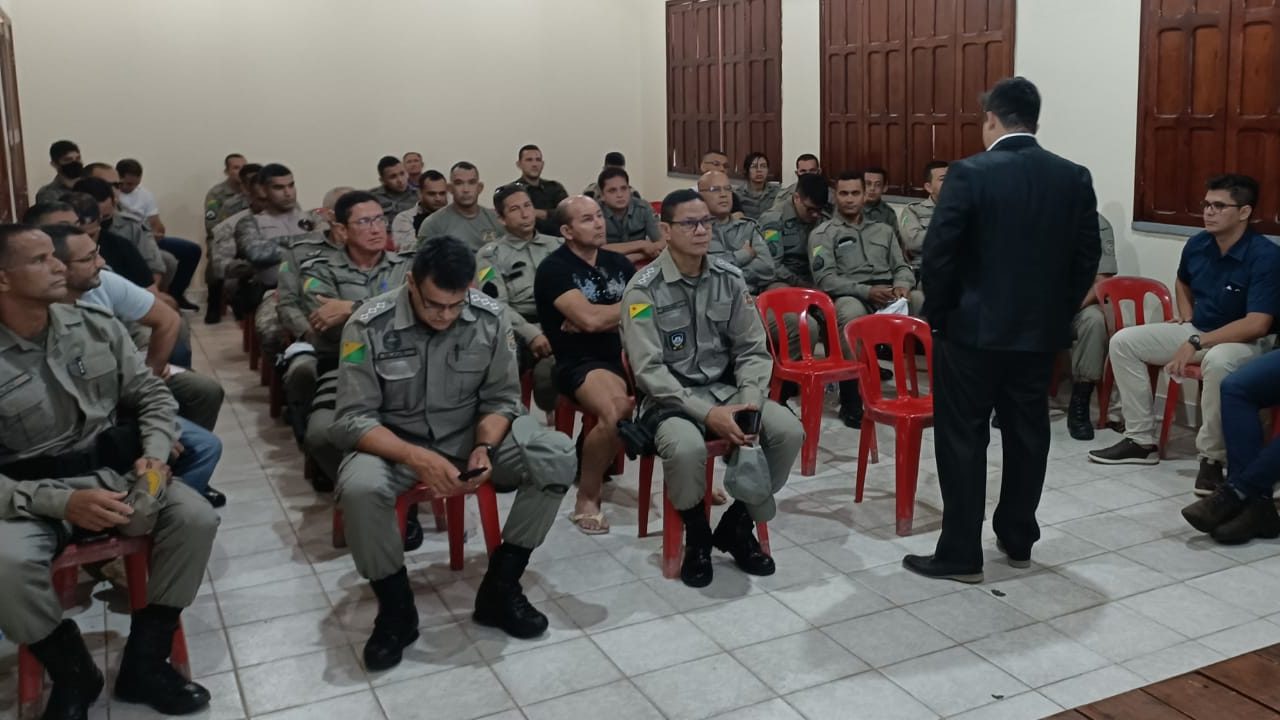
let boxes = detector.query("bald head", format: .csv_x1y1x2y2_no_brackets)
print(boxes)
698,171,734,219
557,195,606,249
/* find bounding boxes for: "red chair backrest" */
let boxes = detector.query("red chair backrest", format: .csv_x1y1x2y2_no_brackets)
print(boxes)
1095,276,1174,332
755,287,846,366
842,314,933,404
650,200,663,215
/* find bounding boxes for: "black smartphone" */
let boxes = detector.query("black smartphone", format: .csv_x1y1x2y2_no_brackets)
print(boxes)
734,409,761,435
459,467,488,481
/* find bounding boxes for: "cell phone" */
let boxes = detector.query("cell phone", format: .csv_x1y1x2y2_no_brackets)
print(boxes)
733,409,761,435
458,467,488,481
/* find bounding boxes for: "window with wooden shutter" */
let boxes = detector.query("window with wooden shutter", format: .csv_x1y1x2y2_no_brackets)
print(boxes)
667,0,782,180
1136,0,1280,233
820,0,1014,197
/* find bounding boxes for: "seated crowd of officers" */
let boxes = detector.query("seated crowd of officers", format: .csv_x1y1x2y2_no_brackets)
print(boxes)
2,135,1277,719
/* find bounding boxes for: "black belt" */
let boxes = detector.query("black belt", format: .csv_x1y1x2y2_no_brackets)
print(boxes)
0,423,141,481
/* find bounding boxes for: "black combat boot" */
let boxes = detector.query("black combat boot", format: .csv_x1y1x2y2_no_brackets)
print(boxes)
712,500,776,576
679,506,714,588
473,543,548,638
27,619,103,720
403,505,424,552
203,280,223,324
1067,382,1095,441
362,567,420,671
838,380,863,428
114,605,211,715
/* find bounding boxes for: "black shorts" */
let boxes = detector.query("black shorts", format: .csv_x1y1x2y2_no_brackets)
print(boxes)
554,359,626,398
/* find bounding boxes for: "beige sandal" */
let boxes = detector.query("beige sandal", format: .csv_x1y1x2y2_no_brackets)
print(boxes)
569,511,610,535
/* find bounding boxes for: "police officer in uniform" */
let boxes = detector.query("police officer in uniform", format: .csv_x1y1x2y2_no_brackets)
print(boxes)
1063,213,1118,440
476,184,562,413
810,171,921,426
202,154,249,323
0,224,218,718
900,161,948,283
759,173,829,290
598,167,663,265
698,170,774,294
512,145,569,237
332,235,574,671
862,167,900,232
206,163,262,322
621,190,803,588
298,191,410,492
370,156,418,226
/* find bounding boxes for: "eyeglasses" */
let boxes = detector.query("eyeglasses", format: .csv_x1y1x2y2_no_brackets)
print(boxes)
68,246,100,265
420,295,468,314
669,217,714,231
1202,201,1243,214
347,215,387,228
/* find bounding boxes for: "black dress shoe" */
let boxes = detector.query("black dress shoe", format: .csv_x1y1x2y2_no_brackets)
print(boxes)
995,539,1030,569
176,295,200,312
681,544,713,588
202,487,227,508
1211,496,1280,545
901,554,983,583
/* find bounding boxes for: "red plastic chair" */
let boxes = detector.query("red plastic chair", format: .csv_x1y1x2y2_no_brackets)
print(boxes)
553,385,630,475
755,288,878,475
649,200,662,215
18,537,191,720
843,315,934,536
1160,364,1203,459
1094,276,1176,429
332,482,501,571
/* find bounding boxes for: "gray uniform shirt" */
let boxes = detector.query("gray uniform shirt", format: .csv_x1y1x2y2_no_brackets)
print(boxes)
204,179,248,236
475,233,563,344
620,251,774,421
276,234,342,340
332,287,522,460
758,201,818,287
602,196,661,245
237,207,316,287
0,303,178,520
415,204,505,252
298,248,410,357
739,183,781,220
899,198,934,270
708,217,775,293
809,213,915,300
370,186,418,225
34,178,72,206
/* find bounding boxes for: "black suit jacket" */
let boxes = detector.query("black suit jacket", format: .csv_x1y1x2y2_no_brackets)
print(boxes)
921,135,1101,353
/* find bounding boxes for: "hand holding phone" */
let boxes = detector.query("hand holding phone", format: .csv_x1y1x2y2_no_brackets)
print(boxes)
733,408,761,435
458,466,488,482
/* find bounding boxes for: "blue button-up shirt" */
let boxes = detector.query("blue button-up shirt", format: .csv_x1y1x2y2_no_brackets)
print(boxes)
1177,229,1280,332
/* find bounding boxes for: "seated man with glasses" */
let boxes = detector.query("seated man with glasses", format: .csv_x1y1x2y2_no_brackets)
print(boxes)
700,170,775,295
332,235,574,671
1090,174,1280,496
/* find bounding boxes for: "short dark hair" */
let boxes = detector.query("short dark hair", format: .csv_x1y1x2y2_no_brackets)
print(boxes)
377,155,401,177
239,163,263,185
863,166,887,182
604,151,626,167
1206,174,1260,210
83,162,113,176
333,190,380,224
795,174,831,206
72,177,114,203
116,158,143,178
450,161,478,176
62,193,101,225
421,169,446,184
923,160,949,183
835,170,863,185
597,166,630,190
42,223,87,262
411,236,476,291
0,223,39,265
743,152,768,175
224,153,245,168
402,151,422,161
660,188,705,222
258,163,293,185
981,76,1041,132
49,140,79,162
517,144,540,159
493,184,530,215
23,202,75,225
701,149,728,163
795,153,819,167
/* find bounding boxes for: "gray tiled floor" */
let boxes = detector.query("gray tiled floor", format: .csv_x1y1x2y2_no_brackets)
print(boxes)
3,316,1278,720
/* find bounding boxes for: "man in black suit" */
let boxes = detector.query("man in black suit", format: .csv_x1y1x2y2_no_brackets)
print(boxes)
903,77,1101,582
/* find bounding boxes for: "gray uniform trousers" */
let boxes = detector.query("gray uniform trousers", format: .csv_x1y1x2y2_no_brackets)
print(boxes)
653,400,803,522
1071,304,1108,383
833,292,924,355
283,353,319,443
336,415,574,581
167,371,226,431
304,369,343,486
0,480,219,644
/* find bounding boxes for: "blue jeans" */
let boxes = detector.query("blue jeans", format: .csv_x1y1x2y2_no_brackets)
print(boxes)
171,417,222,494
1222,349,1280,499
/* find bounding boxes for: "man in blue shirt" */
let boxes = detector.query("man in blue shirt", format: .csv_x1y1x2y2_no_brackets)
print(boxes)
1090,175,1280,497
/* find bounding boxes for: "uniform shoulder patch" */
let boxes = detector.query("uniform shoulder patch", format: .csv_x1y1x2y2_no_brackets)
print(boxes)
354,298,394,324
633,264,661,287
711,257,743,276
467,288,502,315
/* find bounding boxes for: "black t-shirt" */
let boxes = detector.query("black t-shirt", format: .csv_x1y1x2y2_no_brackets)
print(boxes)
534,244,634,369
98,231,155,288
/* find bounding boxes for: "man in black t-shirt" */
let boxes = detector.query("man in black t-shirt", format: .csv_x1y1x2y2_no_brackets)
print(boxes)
25,199,156,290
533,196,635,534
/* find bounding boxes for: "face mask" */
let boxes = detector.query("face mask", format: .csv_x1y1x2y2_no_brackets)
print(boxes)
59,160,83,178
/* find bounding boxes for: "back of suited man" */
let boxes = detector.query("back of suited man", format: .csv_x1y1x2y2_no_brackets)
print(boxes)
905,76,1101,583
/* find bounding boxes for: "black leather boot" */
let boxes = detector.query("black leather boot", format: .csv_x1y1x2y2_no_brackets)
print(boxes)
473,543,548,638
363,567,420,671
203,281,223,325
1067,382,1095,441
28,619,103,720
838,380,863,428
114,605,211,715
712,501,776,576
679,506,714,588
403,504,424,552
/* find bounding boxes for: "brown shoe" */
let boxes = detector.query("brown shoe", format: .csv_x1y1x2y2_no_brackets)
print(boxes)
1211,497,1280,545
1194,458,1225,497
1182,486,1245,534
1088,438,1158,465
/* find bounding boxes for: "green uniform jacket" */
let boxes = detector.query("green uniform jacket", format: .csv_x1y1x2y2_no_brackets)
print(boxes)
276,234,342,340
416,203,505,252
602,195,662,245
369,186,418,226
739,183,781,220
809,213,915,300
475,233,562,344
758,201,817,287
204,179,248,236
708,217,775,294
899,198,934,269
298,248,410,357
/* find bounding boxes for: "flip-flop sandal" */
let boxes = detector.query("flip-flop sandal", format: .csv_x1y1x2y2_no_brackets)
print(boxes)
569,511,610,535
711,488,729,506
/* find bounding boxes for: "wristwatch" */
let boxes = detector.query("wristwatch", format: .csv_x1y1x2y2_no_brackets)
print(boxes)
1187,334,1202,351
474,443,495,457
